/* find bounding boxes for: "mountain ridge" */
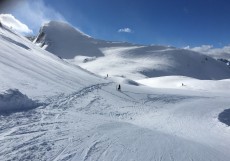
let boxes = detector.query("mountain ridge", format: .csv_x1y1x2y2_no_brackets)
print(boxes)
34,21,137,58
34,21,230,80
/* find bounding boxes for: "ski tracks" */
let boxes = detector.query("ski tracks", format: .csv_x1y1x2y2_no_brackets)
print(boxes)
52,137,73,161
48,82,113,110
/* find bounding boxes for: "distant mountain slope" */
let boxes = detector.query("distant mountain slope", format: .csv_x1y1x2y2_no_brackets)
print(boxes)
34,21,230,80
75,46,230,80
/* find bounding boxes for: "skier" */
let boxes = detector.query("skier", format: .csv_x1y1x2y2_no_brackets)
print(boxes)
117,84,121,91
107,74,108,78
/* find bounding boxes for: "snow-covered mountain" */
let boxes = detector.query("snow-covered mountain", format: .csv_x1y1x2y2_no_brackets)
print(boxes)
1,22,230,161
34,21,135,58
35,21,230,80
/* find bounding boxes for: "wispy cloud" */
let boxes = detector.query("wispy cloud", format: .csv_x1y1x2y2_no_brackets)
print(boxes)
118,27,132,33
0,14,32,34
185,45,230,60
10,0,66,33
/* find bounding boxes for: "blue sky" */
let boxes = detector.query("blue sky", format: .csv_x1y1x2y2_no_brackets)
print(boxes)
1,0,230,48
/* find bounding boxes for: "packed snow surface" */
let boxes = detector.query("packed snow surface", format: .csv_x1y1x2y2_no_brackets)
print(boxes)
1,22,230,161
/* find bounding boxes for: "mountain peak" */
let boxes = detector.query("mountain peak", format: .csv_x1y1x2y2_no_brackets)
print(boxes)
43,21,90,37
34,21,136,59
34,20,102,58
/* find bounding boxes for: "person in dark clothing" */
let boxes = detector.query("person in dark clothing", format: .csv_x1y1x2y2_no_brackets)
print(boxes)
118,84,121,91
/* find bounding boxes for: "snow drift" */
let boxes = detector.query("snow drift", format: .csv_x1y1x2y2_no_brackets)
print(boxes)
0,89,40,113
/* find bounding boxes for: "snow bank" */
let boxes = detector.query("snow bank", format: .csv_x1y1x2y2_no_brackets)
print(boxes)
0,89,40,113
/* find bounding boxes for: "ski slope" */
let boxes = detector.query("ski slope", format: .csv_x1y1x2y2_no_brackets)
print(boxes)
1,22,230,161
1,82,230,161
137,76,230,92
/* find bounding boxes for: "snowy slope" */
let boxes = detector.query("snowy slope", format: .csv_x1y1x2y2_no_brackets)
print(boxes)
0,23,104,100
137,76,230,92
188,45,230,60
1,81,230,161
1,22,230,161
76,46,230,80
33,21,230,80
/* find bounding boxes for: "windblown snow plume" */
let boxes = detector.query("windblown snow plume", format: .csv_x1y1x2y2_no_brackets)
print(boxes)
0,14,32,34
0,89,40,113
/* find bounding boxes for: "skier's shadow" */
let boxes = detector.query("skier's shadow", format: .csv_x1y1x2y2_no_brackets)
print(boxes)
119,90,137,101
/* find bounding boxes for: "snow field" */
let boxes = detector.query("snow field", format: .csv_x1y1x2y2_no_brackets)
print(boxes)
0,21,230,161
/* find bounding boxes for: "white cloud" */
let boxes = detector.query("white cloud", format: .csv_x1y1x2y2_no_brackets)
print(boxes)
10,0,66,33
187,45,213,53
118,27,132,33
185,45,230,60
0,14,32,34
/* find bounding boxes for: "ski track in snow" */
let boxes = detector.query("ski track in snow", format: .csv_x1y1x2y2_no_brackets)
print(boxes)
0,82,230,161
